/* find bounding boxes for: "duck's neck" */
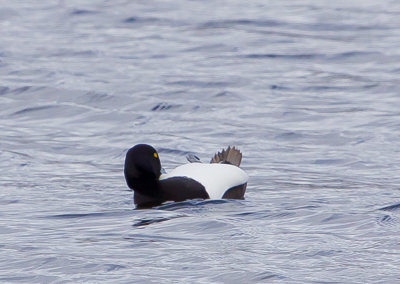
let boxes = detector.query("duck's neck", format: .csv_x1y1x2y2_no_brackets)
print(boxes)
130,175,161,198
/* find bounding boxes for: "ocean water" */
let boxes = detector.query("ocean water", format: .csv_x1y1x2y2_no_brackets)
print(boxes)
1,0,400,283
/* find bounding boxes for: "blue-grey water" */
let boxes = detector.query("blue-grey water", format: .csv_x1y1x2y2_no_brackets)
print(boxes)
1,1,400,283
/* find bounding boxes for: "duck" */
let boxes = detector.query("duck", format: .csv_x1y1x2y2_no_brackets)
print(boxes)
124,144,248,208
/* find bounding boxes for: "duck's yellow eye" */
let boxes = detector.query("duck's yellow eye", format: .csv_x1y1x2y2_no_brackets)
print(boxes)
153,152,158,158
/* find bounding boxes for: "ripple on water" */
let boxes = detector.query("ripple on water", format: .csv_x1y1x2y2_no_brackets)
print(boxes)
380,202,400,212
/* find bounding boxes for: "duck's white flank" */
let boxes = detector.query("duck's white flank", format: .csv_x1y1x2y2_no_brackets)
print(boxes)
160,163,248,199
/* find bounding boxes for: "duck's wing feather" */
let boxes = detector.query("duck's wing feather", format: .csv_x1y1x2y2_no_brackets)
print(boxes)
210,146,242,167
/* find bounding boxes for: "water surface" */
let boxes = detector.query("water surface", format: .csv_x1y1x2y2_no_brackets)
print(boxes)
1,0,400,283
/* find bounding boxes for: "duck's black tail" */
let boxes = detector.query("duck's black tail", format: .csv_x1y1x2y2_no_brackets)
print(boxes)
210,146,242,167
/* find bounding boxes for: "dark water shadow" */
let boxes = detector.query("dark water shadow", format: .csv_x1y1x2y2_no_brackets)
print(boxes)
379,202,400,212
155,199,232,211
45,210,133,219
70,9,99,16
132,215,186,228
377,203,400,227
0,86,10,95
151,102,182,111
376,214,400,227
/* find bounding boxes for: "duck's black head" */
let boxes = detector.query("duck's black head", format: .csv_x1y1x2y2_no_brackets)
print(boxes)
124,144,162,196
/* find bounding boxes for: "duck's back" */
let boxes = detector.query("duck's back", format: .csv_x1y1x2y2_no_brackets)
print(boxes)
160,163,248,199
